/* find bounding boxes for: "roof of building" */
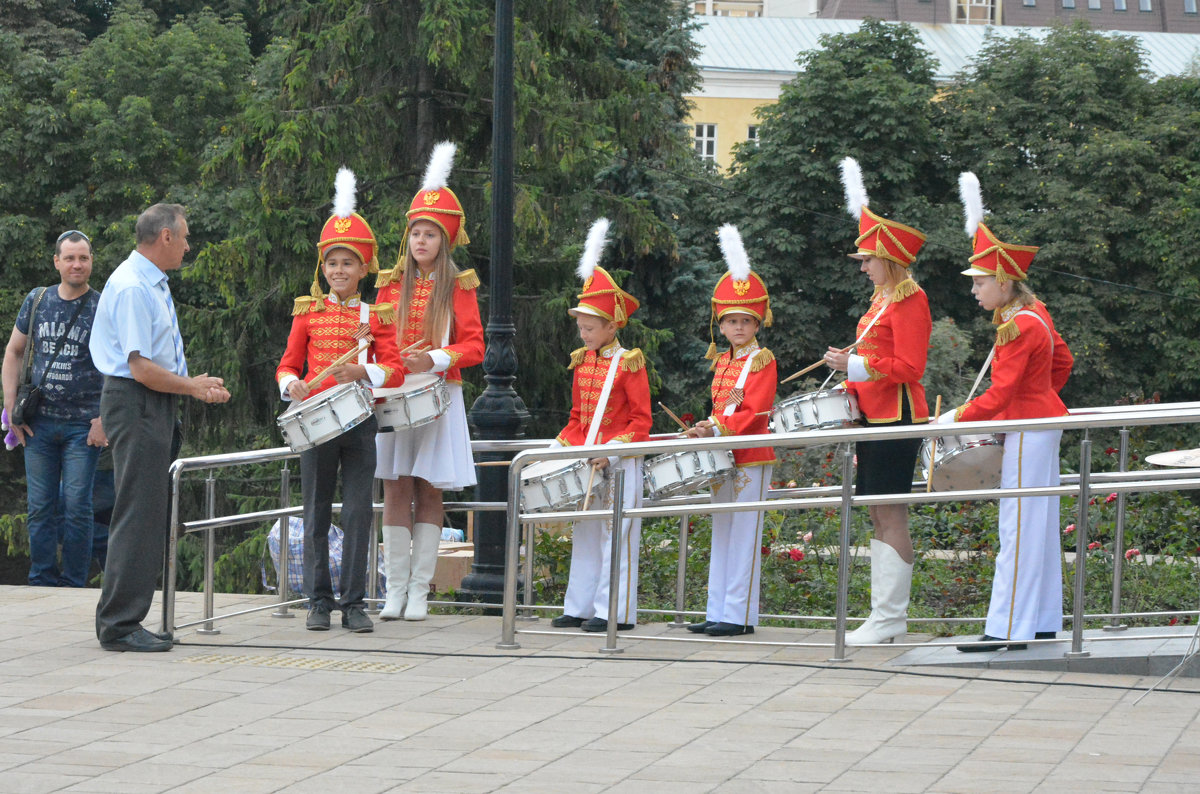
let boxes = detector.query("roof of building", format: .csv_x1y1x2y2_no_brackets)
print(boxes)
693,16,1200,82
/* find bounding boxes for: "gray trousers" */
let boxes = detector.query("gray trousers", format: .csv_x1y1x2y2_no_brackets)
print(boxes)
300,417,376,610
95,377,179,643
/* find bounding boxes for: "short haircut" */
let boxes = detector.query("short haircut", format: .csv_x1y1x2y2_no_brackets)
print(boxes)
54,231,93,257
135,203,187,245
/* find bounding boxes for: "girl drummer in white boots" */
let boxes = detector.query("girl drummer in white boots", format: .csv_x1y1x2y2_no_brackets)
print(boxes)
822,158,932,646
373,142,484,622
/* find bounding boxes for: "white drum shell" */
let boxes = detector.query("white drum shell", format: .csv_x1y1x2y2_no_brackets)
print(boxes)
520,458,592,514
921,433,1004,491
373,374,451,432
277,382,373,453
644,449,735,499
771,389,862,433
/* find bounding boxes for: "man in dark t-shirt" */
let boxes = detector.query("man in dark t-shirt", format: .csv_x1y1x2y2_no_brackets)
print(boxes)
2,231,106,587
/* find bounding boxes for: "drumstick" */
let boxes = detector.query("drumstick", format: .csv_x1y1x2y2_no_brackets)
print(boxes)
781,344,858,385
926,394,942,493
304,344,367,388
474,460,511,467
658,402,691,432
399,339,432,356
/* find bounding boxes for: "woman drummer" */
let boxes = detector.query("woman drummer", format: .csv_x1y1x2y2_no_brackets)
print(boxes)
947,173,1073,653
822,157,931,646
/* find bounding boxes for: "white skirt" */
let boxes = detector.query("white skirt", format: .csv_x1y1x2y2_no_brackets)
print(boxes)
375,383,476,490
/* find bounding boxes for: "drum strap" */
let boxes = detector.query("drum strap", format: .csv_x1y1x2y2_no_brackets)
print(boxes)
357,302,369,365
584,347,625,447
966,310,1054,403
722,346,758,417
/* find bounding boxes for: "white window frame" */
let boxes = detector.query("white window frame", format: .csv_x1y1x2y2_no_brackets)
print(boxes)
695,123,718,163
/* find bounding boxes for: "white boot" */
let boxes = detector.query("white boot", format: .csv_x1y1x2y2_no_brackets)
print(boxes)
379,525,411,620
404,522,440,621
845,539,913,645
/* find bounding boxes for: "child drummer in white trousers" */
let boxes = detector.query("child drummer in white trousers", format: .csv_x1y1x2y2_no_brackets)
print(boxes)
549,219,652,633
684,225,777,637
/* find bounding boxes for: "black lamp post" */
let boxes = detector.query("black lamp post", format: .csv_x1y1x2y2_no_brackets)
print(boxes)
462,0,529,604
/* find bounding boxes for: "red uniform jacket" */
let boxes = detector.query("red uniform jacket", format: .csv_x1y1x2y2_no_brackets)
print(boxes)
276,295,405,397
957,299,1072,422
556,340,652,447
375,268,484,386
709,342,777,466
844,279,931,424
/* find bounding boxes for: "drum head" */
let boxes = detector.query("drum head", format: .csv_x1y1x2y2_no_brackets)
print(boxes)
521,458,585,482
374,372,441,399
929,442,1004,491
1146,449,1200,467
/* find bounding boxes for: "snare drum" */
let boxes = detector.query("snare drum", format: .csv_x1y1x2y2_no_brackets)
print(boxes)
921,432,1003,491
520,458,594,513
373,373,450,432
277,381,374,452
644,449,735,499
771,389,861,433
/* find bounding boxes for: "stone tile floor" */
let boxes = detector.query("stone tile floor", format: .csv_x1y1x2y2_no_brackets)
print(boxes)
1,585,1197,792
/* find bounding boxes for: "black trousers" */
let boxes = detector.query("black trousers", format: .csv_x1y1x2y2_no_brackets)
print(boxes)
300,417,377,610
95,377,180,643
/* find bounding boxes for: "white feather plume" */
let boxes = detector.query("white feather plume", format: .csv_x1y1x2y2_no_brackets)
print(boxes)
958,172,987,238
332,167,356,219
421,141,457,192
717,224,751,283
839,157,869,220
576,218,611,282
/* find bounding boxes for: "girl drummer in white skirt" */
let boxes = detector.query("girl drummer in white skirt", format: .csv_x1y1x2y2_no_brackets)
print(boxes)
945,173,1073,652
374,142,484,621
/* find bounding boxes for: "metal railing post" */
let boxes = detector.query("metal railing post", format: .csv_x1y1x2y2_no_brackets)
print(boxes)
600,468,626,655
497,455,524,649
160,463,183,638
1067,437,1092,658
1106,428,1130,632
368,477,381,612
519,517,537,621
197,473,220,634
830,443,853,662
669,511,692,627
273,462,295,618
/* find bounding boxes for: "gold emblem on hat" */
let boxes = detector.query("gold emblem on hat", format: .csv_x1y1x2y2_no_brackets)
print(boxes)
424,191,440,206
333,217,353,234
733,279,750,296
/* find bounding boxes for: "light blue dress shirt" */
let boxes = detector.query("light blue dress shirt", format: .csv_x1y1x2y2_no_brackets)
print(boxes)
89,251,187,378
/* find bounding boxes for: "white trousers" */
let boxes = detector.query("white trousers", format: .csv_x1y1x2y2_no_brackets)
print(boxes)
985,430,1064,641
562,457,642,624
706,464,772,627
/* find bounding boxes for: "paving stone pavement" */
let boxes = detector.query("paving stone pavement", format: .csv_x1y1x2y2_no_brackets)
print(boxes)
0,585,1197,793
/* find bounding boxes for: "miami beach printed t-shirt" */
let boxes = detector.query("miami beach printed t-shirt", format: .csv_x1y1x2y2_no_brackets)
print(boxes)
15,287,103,422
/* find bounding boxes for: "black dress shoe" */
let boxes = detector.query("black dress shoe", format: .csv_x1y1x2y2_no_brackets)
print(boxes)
1034,631,1057,640
551,614,584,628
686,620,714,634
705,622,754,637
956,634,1025,652
100,627,173,653
581,617,634,632
150,630,174,643
306,604,331,631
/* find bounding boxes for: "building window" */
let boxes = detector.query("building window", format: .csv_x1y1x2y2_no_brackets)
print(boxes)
1138,0,1151,9
1114,0,1126,8
1063,0,1074,8
747,125,759,145
1023,0,1036,6
1088,0,1100,7
956,0,996,24
1186,0,1198,13
695,124,717,162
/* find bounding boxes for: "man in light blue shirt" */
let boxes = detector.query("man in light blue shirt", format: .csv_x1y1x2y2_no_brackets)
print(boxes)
90,203,230,653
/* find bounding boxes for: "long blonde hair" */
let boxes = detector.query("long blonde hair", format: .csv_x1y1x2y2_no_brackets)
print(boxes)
883,258,915,290
396,227,460,347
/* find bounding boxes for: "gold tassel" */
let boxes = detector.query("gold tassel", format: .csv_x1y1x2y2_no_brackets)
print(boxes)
456,226,471,249
614,299,627,326
369,253,379,274
620,349,645,372
705,341,719,360
568,347,587,370
292,296,315,316
764,304,773,327
372,303,396,325
892,278,919,302
996,319,1020,346
750,348,775,372
456,269,480,290
375,267,396,288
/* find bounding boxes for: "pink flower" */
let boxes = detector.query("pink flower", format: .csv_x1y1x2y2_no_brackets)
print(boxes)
802,531,813,544
1063,524,1076,535
1125,548,1141,560
1105,493,1118,504
1088,541,1103,551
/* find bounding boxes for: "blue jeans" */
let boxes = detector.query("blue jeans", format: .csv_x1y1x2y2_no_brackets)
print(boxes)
24,416,99,587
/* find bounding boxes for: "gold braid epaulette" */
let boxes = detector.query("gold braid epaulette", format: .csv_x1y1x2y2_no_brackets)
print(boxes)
456,269,480,290
375,267,398,288
750,348,774,372
370,303,396,325
891,278,919,302
620,349,645,372
292,296,323,316
568,347,587,370
996,319,1020,346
